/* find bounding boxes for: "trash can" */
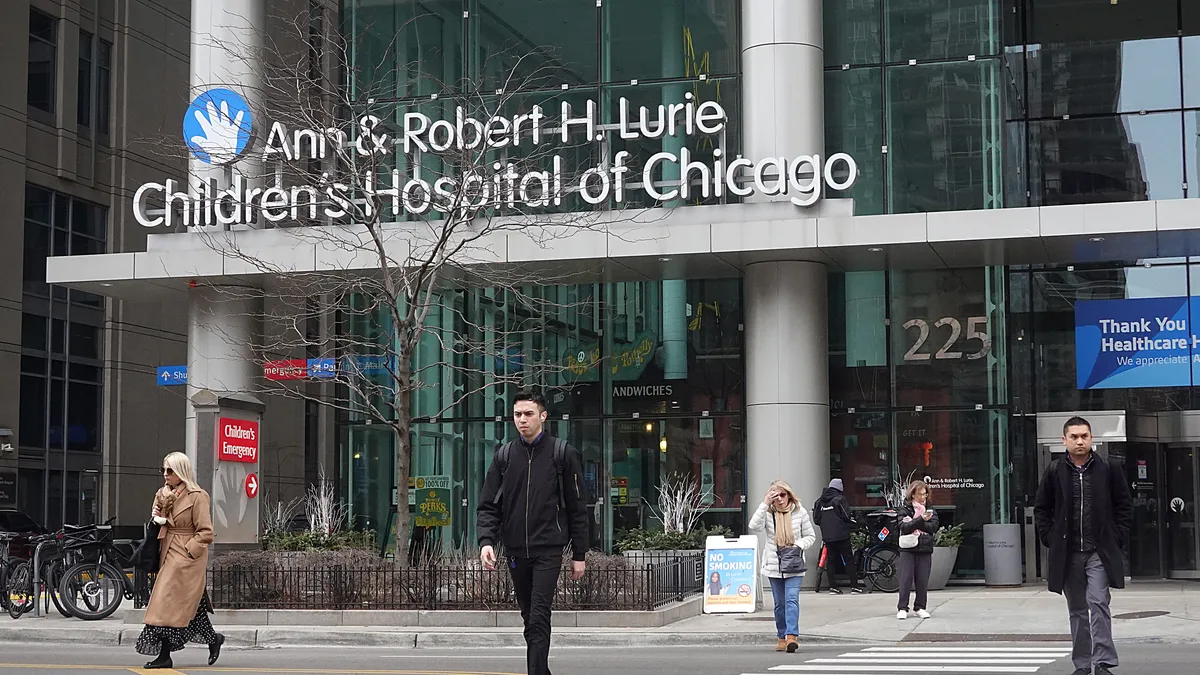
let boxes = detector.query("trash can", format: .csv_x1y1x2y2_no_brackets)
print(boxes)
983,523,1023,586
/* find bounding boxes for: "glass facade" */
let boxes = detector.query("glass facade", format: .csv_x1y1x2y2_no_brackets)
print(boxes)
338,279,745,553
322,1,1200,581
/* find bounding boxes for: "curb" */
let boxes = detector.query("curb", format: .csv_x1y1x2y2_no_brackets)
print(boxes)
1,626,1194,649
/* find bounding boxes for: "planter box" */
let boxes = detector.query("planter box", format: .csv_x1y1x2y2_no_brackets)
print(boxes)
928,546,959,591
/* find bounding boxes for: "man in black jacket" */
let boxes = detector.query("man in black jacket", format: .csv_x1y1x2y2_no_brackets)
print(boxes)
477,391,588,675
1034,416,1132,675
814,478,862,594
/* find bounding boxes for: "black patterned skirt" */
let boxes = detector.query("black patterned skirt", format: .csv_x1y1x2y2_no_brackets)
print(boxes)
135,593,218,655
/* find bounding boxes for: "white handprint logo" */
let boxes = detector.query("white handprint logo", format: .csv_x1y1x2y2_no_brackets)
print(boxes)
183,88,253,165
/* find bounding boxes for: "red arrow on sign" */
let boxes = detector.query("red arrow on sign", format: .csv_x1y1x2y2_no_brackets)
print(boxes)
245,473,258,499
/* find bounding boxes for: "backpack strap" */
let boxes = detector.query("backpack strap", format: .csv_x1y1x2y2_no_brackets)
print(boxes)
553,438,567,510
493,441,514,504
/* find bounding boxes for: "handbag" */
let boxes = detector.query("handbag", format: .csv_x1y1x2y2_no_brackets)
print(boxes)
898,533,920,549
131,520,162,573
777,545,807,574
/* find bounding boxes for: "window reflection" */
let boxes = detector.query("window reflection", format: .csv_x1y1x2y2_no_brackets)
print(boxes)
824,0,881,66
1030,112,1184,205
886,0,999,62
604,0,738,82
1027,38,1181,118
825,69,884,215
1027,0,1178,45
886,61,1002,213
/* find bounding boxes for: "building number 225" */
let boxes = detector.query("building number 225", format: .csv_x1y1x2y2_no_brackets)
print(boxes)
902,316,991,361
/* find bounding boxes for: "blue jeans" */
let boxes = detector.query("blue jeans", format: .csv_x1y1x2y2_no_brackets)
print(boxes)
769,575,803,638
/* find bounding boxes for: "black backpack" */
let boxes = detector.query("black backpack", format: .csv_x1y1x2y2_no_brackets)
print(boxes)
494,437,568,509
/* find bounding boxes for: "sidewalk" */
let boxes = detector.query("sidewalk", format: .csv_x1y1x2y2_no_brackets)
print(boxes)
1,582,1196,648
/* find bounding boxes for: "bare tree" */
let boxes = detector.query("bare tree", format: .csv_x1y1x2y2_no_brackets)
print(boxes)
140,5,733,565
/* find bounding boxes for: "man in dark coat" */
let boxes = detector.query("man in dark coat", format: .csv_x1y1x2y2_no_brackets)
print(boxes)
814,478,862,593
1034,416,1132,675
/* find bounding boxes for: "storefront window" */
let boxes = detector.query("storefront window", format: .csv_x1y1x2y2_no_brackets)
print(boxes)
830,411,891,511
1030,264,1193,413
829,272,889,408
893,409,1009,575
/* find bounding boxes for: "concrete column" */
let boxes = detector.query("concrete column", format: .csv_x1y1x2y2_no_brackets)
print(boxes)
741,0,824,201
745,261,829,571
189,0,266,230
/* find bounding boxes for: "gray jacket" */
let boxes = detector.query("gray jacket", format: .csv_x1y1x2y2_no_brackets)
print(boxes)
748,502,817,579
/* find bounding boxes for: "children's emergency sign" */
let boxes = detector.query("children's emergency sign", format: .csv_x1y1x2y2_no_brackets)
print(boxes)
703,535,759,614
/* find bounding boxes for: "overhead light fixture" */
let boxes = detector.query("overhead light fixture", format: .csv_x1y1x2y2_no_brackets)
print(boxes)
658,257,672,262
868,247,883,252
1089,237,1105,242
644,422,653,432
659,436,668,453
99,283,113,287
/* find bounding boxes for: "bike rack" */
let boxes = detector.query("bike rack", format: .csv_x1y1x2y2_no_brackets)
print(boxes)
31,539,48,618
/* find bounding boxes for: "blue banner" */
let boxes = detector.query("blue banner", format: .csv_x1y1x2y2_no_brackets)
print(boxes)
1076,297,1198,389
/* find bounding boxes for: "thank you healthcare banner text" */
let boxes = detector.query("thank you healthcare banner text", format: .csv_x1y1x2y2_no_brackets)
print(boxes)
1075,296,1200,389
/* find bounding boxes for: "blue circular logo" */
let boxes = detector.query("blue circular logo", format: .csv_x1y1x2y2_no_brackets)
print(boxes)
183,88,253,165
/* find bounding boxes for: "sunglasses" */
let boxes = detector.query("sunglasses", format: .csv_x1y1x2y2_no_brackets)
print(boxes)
162,467,175,476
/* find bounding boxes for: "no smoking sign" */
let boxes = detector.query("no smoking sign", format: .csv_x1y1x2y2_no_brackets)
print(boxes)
245,473,259,499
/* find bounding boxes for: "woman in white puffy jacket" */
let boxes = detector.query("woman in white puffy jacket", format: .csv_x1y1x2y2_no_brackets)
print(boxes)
749,480,817,654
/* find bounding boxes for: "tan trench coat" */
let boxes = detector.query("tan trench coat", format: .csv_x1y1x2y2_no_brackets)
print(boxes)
144,485,214,628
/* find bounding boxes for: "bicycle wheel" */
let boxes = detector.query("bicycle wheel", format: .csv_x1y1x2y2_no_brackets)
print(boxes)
45,560,73,618
0,560,11,611
6,561,35,619
58,561,125,620
862,546,901,593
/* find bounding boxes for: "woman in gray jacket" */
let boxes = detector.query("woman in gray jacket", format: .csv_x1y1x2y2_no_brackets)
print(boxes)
749,480,817,653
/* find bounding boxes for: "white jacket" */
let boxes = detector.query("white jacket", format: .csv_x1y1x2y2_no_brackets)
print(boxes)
749,502,817,579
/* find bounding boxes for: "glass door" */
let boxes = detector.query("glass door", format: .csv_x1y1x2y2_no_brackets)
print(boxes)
1164,445,1199,577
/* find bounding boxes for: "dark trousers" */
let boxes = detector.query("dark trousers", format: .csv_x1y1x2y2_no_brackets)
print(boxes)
509,556,561,675
897,551,931,611
825,539,858,588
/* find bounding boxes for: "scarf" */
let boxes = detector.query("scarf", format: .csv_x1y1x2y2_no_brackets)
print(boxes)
772,501,796,548
912,501,926,520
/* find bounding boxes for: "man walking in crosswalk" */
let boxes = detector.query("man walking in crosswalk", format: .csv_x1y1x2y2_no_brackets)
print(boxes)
1034,416,1132,675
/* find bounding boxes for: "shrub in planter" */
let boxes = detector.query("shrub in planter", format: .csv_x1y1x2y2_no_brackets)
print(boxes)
929,524,964,591
615,524,734,553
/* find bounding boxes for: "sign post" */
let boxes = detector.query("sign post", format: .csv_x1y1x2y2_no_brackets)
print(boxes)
703,535,759,614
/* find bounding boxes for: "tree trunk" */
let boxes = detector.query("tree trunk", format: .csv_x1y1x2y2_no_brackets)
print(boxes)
393,356,413,567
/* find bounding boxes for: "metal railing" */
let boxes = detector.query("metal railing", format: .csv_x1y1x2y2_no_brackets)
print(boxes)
205,554,702,612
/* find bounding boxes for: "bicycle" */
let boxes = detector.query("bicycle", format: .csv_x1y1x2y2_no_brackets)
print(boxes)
4,524,98,619
813,510,902,594
57,518,141,620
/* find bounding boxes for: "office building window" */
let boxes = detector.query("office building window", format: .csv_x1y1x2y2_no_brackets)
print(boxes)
97,39,111,134
78,31,92,127
28,9,57,114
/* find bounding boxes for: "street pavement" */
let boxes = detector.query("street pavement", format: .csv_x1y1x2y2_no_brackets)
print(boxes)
0,642,1195,674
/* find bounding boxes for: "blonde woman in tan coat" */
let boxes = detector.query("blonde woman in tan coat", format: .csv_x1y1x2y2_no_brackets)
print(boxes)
135,452,225,669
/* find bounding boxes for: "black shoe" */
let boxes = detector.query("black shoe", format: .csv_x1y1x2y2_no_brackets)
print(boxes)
1095,665,1116,675
851,586,866,594
828,587,843,595
209,633,225,665
144,650,172,669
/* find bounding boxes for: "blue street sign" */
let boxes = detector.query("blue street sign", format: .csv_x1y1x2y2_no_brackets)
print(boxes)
156,365,188,386
307,357,336,379
345,354,390,376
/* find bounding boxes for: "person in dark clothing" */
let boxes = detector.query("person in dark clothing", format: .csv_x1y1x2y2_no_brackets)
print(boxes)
1034,416,1132,675
813,478,862,594
896,480,939,619
477,391,589,675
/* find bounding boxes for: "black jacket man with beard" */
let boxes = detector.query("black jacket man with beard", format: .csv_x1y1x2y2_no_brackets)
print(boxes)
1034,416,1132,675
477,391,588,675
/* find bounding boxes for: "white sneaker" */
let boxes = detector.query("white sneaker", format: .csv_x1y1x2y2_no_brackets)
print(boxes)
896,610,908,620
916,609,931,619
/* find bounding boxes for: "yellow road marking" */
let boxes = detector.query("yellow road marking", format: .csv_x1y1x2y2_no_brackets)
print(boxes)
128,669,188,675
0,666,128,671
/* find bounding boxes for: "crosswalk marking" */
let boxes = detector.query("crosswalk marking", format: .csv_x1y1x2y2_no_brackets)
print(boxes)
738,644,1072,675
768,662,1041,667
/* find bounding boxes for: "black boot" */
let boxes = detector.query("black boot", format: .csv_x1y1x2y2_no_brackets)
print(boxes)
209,633,225,665
144,645,172,669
